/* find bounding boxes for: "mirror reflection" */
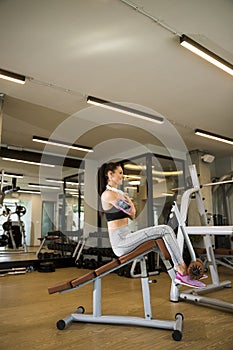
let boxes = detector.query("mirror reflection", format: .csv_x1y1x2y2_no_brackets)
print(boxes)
0,152,185,267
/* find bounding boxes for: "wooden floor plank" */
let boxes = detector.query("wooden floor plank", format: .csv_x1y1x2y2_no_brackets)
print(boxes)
0,265,232,350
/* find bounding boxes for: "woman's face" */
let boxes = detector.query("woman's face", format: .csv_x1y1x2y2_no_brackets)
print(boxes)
109,166,124,186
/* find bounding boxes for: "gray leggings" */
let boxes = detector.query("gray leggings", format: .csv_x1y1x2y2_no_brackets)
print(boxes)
109,224,183,267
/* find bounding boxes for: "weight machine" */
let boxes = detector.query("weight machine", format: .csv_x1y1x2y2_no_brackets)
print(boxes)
170,165,233,311
0,169,27,252
0,203,27,252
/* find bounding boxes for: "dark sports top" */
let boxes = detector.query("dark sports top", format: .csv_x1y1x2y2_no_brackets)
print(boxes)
104,206,129,222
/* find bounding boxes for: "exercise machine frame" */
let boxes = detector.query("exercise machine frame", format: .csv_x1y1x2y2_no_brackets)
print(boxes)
170,165,233,311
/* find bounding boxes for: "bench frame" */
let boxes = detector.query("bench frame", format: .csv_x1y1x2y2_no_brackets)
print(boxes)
49,239,183,341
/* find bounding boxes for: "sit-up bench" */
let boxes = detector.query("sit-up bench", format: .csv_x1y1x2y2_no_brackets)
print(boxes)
48,238,183,341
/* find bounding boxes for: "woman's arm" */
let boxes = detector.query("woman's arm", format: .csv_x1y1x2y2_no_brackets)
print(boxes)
120,193,136,219
101,191,136,220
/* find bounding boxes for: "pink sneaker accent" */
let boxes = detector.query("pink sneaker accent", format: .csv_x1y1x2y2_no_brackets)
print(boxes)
199,274,208,280
175,273,206,289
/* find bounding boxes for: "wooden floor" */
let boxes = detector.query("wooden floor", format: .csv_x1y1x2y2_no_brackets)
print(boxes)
0,264,232,350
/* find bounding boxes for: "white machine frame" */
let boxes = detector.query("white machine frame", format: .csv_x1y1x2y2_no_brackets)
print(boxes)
170,165,233,311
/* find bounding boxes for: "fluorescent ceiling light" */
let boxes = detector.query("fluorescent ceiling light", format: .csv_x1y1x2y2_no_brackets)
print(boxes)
128,180,140,186
46,178,63,184
124,163,183,176
124,174,141,180
65,181,80,186
69,194,81,197
32,135,93,152
124,164,146,171
180,35,233,76
46,178,80,186
152,169,183,177
195,129,233,145
3,172,24,179
0,68,26,84
65,188,79,193
87,96,164,124
28,183,60,190
2,157,55,167
18,189,41,195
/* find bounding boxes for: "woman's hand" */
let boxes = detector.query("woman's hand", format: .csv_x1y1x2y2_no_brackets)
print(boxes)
121,193,136,219
102,190,136,219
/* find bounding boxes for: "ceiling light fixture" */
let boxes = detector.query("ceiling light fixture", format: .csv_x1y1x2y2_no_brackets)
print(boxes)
124,174,141,180
46,178,80,186
87,96,164,124
46,178,63,184
0,68,26,84
128,180,141,186
162,192,174,197
28,183,60,190
195,129,233,146
180,35,233,76
32,135,93,153
152,169,183,177
65,188,79,193
3,172,24,179
18,189,41,195
2,157,55,167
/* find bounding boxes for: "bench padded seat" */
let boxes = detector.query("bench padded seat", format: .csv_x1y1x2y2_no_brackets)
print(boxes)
48,238,170,294
71,271,96,288
48,280,73,294
95,259,120,276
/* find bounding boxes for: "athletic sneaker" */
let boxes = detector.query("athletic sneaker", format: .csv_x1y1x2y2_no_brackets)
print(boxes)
175,272,206,289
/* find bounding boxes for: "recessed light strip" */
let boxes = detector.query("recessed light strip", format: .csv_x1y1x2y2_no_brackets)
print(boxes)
0,68,26,84
32,136,93,152
195,129,233,146
180,35,233,76
87,96,164,124
2,157,55,167
46,178,80,186
28,183,60,190
46,178,63,184
1,172,24,178
18,189,41,194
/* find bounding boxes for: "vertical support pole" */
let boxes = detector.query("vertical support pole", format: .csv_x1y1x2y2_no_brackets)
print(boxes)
93,277,102,317
0,93,4,145
140,258,152,320
146,154,153,227
189,165,219,284
78,172,82,232
83,159,98,244
146,154,155,271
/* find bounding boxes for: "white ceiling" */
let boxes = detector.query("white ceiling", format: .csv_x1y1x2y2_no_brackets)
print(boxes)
0,0,232,191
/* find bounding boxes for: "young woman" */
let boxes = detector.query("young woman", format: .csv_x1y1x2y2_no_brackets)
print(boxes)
100,162,206,289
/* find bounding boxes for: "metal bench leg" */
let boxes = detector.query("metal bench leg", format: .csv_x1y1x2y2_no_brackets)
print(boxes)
140,257,152,319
